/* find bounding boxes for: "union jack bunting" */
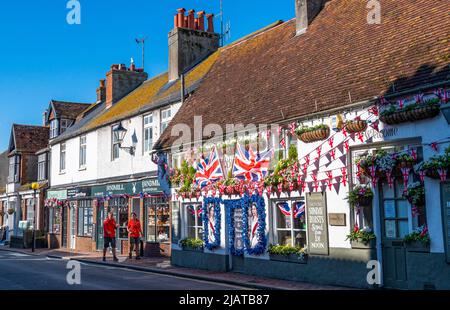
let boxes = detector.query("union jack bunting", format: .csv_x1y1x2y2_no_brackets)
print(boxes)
232,143,273,181
277,201,305,218
187,205,202,216
195,146,224,188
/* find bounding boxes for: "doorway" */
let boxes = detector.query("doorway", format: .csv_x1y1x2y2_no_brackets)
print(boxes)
380,180,409,289
61,206,68,248
69,203,76,250
96,202,105,250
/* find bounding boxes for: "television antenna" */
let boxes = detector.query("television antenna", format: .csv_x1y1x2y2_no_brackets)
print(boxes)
217,0,231,46
135,36,148,71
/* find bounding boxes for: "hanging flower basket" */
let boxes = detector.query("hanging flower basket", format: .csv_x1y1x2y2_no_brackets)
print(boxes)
295,125,330,143
403,182,425,206
346,186,374,208
345,120,367,133
379,103,440,125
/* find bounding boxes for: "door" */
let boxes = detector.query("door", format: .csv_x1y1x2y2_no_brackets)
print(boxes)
441,182,450,263
96,203,105,250
61,206,68,248
380,180,409,289
69,205,76,250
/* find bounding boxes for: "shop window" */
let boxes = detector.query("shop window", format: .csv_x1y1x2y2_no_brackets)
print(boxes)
8,155,20,183
145,196,170,243
108,197,128,239
77,200,93,237
26,199,35,229
48,207,61,234
143,113,153,153
185,203,203,240
271,199,307,248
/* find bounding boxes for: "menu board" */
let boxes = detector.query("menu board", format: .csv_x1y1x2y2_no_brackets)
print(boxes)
233,208,244,252
171,202,181,244
306,193,329,255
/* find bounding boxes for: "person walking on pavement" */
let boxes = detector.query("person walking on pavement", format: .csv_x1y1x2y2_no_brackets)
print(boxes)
127,212,143,260
103,212,119,262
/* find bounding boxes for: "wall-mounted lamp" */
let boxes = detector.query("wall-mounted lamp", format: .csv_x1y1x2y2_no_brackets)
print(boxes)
113,122,136,155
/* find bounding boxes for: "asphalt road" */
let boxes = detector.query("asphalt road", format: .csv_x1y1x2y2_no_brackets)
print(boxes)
0,250,248,290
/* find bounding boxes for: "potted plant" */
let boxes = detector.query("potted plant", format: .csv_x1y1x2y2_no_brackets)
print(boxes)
268,244,308,264
345,118,367,133
403,182,425,206
295,124,330,143
379,97,441,125
346,185,374,208
7,208,15,215
404,226,430,252
179,238,204,252
347,226,376,249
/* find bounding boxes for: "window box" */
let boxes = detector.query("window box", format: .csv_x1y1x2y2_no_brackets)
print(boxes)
269,253,308,264
351,239,376,249
380,104,440,125
295,125,330,143
345,120,367,133
405,241,430,253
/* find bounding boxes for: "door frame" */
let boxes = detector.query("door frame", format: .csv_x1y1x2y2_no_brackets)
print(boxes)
96,202,105,250
69,203,76,250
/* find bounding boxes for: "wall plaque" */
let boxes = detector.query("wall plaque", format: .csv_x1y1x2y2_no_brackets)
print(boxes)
328,213,346,226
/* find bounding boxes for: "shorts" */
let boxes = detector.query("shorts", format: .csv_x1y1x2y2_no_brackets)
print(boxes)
103,237,116,249
130,237,140,245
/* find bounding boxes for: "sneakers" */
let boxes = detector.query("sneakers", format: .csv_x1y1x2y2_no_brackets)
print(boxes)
113,256,119,262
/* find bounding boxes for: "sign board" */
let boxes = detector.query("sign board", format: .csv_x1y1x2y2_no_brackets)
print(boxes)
233,208,244,252
92,178,162,197
328,213,346,226
47,189,67,200
67,187,91,199
171,202,181,244
141,178,163,194
306,192,329,255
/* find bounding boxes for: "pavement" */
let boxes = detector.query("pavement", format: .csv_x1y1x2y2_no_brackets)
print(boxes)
0,246,353,290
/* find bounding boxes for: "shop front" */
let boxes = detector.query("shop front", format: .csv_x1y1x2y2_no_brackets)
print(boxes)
45,189,67,248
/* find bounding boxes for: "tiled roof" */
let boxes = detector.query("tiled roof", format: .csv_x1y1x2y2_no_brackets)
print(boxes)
51,100,92,120
11,124,49,154
85,51,220,131
156,0,450,149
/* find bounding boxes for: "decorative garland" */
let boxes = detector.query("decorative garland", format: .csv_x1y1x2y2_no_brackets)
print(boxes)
202,197,222,251
242,194,267,256
44,198,69,208
224,198,246,256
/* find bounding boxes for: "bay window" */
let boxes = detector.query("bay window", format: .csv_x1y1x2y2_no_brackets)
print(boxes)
271,199,307,248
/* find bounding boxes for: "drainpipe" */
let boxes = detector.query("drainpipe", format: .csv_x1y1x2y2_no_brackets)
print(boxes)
180,74,186,104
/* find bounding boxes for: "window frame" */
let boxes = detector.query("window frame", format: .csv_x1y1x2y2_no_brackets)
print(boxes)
160,107,172,134
270,198,307,248
50,119,58,139
143,113,153,154
77,200,93,237
8,155,20,183
37,153,47,181
59,143,66,173
111,124,120,160
184,203,203,240
59,119,71,134
79,135,87,169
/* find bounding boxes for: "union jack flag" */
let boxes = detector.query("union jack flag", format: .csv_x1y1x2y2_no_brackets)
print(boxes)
195,146,224,188
232,143,273,181
187,205,202,216
277,201,305,218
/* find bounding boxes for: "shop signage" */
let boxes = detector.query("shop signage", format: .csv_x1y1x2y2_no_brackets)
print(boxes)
67,187,91,199
47,189,67,200
92,178,162,197
328,213,346,226
306,193,329,255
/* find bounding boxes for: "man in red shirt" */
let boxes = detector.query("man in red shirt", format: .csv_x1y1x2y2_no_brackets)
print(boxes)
127,212,143,260
103,212,119,262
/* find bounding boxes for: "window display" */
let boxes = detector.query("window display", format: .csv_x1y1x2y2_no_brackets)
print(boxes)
145,196,170,243
272,199,306,248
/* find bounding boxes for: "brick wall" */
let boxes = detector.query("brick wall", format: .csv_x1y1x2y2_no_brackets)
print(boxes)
105,66,148,108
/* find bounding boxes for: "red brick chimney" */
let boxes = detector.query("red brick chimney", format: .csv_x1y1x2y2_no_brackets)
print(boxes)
197,11,205,31
177,8,186,28
105,64,148,109
96,79,106,103
188,10,195,29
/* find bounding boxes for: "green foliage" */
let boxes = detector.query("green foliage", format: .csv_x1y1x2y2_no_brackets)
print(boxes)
346,186,374,206
404,230,430,246
380,98,440,117
295,124,329,136
346,227,376,245
268,244,307,256
179,238,204,249
288,144,298,162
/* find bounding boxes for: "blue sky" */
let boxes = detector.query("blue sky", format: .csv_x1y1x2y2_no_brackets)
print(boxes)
0,0,294,150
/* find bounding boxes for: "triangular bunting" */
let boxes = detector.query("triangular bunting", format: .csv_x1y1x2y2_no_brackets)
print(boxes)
338,154,347,166
334,176,342,193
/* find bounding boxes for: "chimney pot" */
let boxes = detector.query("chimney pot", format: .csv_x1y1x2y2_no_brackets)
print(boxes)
206,14,214,33
177,8,186,28
197,11,205,31
174,14,179,28
188,10,195,29
194,18,199,30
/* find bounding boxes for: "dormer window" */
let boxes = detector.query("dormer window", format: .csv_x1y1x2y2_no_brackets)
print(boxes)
8,155,20,183
60,119,72,134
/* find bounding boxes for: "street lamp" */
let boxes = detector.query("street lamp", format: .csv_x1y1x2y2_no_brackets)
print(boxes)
113,122,136,155
31,182,39,253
